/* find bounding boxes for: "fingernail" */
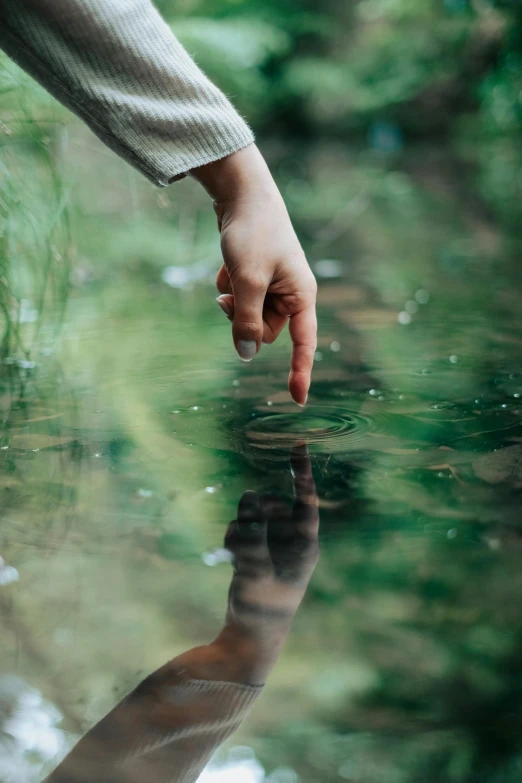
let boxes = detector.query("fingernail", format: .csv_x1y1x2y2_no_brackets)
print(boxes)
237,340,257,362
297,395,308,408
216,296,233,317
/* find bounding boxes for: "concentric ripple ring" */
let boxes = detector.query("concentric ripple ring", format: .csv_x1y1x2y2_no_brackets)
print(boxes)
245,409,376,453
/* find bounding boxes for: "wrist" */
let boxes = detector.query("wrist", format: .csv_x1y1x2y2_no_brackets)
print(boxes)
212,623,289,684
166,633,273,686
189,144,280,205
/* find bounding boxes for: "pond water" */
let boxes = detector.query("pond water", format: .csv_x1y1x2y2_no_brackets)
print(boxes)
1,137,522,783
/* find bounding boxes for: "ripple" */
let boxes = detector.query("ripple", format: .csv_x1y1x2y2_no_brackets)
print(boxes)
245,409,377,453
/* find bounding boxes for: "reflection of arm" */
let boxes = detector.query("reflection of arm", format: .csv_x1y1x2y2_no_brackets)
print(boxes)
46,648,263,783
0,0,254,186
46,447,318,783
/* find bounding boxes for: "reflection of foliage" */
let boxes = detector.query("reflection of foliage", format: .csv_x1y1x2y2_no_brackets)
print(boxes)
0,58,71,367
466,4,522,232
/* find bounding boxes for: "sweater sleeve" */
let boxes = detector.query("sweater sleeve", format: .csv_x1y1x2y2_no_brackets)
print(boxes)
0,0,255,186
45,668,263,783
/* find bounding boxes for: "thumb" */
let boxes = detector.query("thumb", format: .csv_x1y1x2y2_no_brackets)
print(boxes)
231,276,266,362
216,293,234,320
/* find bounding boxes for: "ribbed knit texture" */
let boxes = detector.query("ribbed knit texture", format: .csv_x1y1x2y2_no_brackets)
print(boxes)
0,0,255,186
46,673,263,783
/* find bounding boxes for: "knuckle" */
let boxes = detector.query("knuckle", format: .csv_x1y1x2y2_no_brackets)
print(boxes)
234,320,262,338
234,272,266,292
296,337,318,351
236,319,261,330
304,274,318,297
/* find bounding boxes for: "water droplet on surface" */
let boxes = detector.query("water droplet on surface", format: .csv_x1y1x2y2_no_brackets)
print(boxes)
138,488,152,498
232,379,240,387
415,289,430,304
205,486,217,494
449,355,458,364
191,406,200,411
329,340,341,352
447,528,457,539
398,311,411,325
314,351,323,361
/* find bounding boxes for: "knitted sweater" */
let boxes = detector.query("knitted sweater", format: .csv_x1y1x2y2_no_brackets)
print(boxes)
0,0,255,185
45,665,263,783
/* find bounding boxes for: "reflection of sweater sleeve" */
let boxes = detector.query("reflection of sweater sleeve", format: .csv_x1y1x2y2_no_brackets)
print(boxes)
0,0,255,186
46,668,263,783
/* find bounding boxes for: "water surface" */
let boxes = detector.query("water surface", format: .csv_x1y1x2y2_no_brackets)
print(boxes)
1,139,522,783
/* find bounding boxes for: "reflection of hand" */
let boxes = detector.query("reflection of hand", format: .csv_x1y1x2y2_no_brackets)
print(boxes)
214,445,320,684
45,447,318,783
190,145,317,406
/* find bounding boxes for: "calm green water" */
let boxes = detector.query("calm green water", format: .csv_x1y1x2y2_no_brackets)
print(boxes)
1,140,522,783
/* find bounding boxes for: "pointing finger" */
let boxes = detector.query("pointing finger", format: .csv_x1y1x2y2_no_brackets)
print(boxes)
288,304,317,406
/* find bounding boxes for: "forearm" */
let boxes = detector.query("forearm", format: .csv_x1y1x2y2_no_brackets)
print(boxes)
46,643,263,783
0,0,254,185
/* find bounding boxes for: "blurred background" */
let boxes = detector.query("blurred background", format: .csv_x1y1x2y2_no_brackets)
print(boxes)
2,1,522,782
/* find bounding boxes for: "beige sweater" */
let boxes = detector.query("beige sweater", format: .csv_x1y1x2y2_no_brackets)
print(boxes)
0,0,255,185
45,666,263,783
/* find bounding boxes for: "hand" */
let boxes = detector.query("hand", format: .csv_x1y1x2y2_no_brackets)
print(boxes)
213,444,320,683
190,145,317,406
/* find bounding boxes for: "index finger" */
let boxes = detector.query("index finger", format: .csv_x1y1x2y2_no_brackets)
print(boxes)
288,305,317,406
290,444,319,536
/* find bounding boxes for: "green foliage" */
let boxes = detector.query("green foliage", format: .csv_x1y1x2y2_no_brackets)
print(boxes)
0,58,71,366
173,18,290,121
157,0,522,228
